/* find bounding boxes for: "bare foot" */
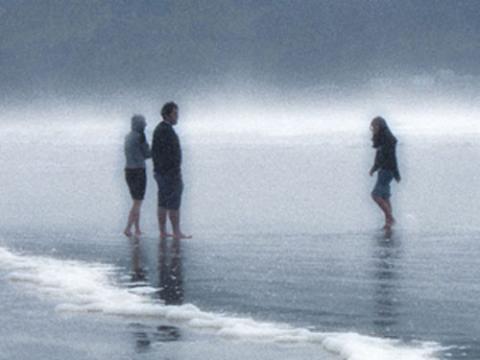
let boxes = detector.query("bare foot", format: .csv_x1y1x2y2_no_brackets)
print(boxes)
387,216,395,226
173,232,192,240
384,226,393,238
124,228,132,237
160,232,174,239
135,229,143,236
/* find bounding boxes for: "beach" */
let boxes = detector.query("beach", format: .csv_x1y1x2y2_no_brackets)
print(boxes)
0,125,478,360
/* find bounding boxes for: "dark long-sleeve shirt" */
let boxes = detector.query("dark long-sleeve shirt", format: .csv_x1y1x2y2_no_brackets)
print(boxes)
151,121,182,176
371,141,401,181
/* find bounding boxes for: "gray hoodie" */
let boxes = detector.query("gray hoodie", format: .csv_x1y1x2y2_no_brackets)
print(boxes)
124,116,151,169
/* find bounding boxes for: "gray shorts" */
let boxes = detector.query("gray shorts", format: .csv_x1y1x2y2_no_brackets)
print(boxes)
372,169,394,199
155,172,183,210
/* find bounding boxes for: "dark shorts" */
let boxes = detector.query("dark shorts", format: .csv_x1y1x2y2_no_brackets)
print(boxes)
155,172,183,210
372,169,394,199
125,168,147,200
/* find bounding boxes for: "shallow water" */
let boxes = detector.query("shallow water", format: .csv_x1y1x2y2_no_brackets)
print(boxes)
0,128,479,359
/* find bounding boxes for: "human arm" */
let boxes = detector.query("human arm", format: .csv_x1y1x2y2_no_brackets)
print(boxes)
370,148,382,176
141,138,151,159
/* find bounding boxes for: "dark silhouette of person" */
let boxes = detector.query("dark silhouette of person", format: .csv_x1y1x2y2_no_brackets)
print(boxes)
369,117,401,232
124,115,151,237
151,102,191,240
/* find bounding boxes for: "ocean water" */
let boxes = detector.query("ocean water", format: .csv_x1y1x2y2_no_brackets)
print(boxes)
0,123,479,360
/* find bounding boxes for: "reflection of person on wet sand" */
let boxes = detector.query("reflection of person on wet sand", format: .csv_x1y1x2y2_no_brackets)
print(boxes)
155,238,183,341
151,102,192,240
157,237,183,305
369,117,401,232
129,236,147,283
372,234,401,336
128,237,181,352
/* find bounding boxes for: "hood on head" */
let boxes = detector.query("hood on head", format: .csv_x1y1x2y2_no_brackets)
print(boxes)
131,115,146,132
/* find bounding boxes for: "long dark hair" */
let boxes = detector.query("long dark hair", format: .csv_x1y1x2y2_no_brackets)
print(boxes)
371,117,397,148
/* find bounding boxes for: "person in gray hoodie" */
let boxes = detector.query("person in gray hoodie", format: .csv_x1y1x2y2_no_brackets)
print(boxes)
124,115,151,237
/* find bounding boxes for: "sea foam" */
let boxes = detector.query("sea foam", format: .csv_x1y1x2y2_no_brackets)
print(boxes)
0,246,443,360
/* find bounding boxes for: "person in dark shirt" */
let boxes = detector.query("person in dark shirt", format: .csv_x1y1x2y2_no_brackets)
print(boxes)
369,116,401,232
151,102,191,240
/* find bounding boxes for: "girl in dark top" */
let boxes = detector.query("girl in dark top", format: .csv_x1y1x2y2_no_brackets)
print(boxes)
369,117,401,231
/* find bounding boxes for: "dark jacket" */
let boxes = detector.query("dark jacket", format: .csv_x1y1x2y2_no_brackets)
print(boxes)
372,140,401,181
151,121,182,176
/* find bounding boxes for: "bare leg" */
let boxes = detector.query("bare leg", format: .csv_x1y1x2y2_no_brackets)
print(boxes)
157,207,170,238
169,210,192,240
134,201,143,236
124,200,142,237
134,218,142,236
372,195,394,230
385,199,395,226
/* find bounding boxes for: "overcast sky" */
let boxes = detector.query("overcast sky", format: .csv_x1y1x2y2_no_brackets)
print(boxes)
1,0,479,104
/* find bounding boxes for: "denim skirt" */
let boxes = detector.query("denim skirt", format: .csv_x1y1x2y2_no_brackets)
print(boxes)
372,169,394,199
